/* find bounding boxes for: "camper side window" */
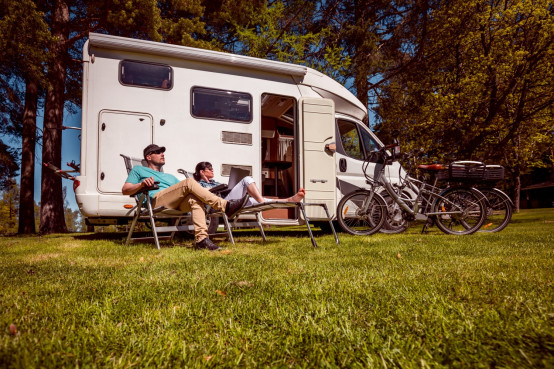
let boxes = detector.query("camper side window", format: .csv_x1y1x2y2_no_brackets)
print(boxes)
191,87,252,123
120,60,172,90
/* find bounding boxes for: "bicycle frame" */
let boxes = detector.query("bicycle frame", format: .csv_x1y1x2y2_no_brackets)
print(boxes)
365,156,479,222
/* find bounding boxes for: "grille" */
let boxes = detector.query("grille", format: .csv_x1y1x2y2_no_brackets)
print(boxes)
221,131,252,145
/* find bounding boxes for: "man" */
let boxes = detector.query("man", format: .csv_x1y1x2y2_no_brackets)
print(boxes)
122,144,248,251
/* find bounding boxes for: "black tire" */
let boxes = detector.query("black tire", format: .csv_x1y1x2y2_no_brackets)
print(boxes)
432,187,486,235
380,192,409,234
337,190,387,235
478,188,513,233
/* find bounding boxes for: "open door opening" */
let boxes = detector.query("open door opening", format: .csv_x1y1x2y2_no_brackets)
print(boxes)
260,93,297,219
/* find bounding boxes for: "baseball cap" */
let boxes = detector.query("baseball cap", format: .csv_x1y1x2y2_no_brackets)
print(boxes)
143,144,166,159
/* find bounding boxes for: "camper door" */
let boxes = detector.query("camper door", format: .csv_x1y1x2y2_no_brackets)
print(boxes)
299,98,336,219
98,110,153,193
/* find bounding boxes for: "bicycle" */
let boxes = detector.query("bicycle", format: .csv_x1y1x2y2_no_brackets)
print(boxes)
337,144,488,235
419,163,513,233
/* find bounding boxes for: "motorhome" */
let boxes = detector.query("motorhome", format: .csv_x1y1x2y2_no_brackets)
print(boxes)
75,33,399,227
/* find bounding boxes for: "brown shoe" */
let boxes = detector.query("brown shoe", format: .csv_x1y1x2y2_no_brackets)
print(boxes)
225,194,249,219
195,238,221,251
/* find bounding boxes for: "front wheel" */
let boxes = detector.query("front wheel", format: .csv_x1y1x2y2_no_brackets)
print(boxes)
432,187,486,235
478,188,513,233
337,190,387,235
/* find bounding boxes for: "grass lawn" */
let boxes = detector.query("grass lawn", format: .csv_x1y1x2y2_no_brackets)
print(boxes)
1,209,553,368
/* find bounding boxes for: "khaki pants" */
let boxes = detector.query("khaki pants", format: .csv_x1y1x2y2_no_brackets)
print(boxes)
152,178,227,243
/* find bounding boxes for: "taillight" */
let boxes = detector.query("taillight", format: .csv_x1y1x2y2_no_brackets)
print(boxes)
73,180,80,192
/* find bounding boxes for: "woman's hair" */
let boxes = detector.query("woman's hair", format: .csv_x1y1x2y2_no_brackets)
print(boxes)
194,161,212,181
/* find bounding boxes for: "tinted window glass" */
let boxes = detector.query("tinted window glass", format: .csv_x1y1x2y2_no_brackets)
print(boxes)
360,127,380,155
337,120,364,160
120,60,172,89
191,87,252,123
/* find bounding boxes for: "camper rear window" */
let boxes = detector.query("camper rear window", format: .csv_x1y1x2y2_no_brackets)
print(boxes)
191,87,252,123
120,60,172,89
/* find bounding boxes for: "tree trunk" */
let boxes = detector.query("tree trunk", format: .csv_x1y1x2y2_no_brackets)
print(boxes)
18,78,39,234
39,0,69,234
514,171,521,213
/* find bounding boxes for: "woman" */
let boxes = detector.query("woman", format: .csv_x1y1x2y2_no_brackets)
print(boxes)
193,161,305,206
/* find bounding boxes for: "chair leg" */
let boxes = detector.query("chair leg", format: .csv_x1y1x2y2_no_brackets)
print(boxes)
255,212,267,242
322,204,339,244
126,213,140,246
299,204,317,248
220,214,235,245
146,199,161,250
169,217,182,244
126,196,144,246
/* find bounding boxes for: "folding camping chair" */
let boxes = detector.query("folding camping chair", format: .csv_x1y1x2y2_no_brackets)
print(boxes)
120,154,235,249
205,167,339,247
168,165,338,248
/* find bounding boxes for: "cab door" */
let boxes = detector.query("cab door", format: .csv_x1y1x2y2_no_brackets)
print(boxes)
299,98,336,219
335,119,382,197
98,110,153,193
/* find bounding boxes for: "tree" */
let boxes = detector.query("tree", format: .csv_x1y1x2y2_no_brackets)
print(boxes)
38,0,212,234
1,0,53,233
373,0,554,209
39,0,71,234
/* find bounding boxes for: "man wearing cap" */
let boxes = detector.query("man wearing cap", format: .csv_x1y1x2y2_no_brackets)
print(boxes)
122,144,248,251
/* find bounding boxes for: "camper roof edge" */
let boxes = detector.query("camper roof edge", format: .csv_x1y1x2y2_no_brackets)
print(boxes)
88,33,308,78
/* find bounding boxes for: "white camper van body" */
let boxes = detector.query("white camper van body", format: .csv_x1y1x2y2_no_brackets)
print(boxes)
75,33,401,226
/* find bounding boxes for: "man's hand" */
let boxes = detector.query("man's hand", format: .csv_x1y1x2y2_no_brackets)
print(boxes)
122,177,155,196
141,177,156,188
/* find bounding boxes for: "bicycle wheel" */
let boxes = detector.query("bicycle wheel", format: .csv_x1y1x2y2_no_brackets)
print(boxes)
478,188,513,232
432,187,486,235
337,190,387,235
380,192,409,234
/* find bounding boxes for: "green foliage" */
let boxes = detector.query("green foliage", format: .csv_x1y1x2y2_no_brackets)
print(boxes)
0,209,553,367
374,0,554,174
0,0,51,133
0,140,18,191
231,1,329,65
0,181,19,234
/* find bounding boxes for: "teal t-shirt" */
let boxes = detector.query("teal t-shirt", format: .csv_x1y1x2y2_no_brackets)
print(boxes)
125,166,180,199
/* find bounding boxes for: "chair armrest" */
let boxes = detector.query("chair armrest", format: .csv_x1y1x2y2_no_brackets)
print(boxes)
134,182,159,195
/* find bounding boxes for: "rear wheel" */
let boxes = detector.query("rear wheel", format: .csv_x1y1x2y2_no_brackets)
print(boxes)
380,192,409,234
432,187,486,235
478,188,513,232
337,190,386,235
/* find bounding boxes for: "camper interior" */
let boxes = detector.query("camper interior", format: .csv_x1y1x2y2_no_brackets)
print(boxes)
260,93,296,218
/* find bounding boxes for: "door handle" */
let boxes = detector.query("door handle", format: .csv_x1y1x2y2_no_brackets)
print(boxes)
339,158,347,172
325,142,336,153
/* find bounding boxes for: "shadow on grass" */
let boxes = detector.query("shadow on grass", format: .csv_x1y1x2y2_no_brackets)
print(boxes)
71,228,333,245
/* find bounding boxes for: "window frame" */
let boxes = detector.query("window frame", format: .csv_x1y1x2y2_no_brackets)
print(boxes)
119,59,173,90
336,119,381,161
190,86,253,124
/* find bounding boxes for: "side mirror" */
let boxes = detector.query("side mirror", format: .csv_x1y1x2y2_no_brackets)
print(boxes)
391,135,401,159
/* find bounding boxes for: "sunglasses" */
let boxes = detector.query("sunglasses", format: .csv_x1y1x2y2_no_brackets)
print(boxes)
149,150,164,155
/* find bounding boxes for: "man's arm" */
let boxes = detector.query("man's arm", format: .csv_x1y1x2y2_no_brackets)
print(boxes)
122,176,155,196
